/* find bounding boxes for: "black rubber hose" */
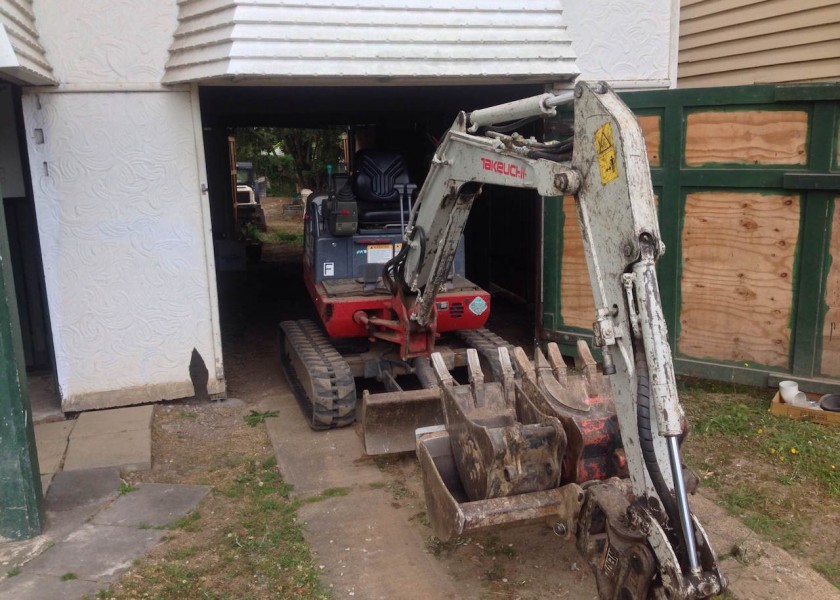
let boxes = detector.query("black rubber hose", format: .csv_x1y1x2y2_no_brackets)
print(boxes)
634,340,680,534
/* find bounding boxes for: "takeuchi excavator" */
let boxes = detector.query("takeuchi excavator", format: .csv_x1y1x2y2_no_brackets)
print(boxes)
279,81,727,599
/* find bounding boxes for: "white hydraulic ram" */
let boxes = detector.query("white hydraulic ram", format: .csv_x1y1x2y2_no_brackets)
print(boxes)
397,81,727,599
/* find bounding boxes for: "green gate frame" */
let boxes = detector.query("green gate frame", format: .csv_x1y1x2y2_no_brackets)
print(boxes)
542,83,840,392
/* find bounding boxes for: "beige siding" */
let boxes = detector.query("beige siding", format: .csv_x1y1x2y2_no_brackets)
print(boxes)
678,0,840,87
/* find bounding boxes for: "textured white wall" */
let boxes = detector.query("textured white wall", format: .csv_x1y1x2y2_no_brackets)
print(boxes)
22,91,222,408
22,0,223,410
35,0,175,86
564,0,676,87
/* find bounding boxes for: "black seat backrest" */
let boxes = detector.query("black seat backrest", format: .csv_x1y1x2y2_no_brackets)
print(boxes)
352,150,410,204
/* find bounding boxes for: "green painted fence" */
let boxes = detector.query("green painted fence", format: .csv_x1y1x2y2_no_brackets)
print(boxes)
541,83,840,392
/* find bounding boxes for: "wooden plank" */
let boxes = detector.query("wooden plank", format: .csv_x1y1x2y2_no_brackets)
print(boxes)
680,23,840,64
681,0,769,21
821,198,840,376
637,115,661,167
685,110,808,166
679,39,840,78
678,192,799,368
678,57,840,87
680,0,837,36
559,196,595,329
680,6,840,51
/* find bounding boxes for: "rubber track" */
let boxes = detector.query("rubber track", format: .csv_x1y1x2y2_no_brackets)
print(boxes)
279,319,357,430
456,328,515,381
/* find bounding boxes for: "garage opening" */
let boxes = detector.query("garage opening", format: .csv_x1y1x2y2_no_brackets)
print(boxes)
199,84,547,394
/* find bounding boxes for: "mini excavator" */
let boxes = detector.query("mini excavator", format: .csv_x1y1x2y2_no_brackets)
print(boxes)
280,81,727,599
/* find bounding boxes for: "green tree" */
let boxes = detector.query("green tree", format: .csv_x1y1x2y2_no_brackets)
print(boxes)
234,127,343,193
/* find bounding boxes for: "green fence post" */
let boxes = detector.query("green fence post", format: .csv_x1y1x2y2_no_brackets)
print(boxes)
0,185,43,540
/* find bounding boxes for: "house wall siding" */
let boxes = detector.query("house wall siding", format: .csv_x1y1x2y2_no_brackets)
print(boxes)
164,0,580,84
22,0,223,410
679,0,840,87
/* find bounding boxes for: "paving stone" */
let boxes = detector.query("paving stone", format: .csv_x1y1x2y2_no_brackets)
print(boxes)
63,430,151,472
0,572,101,600
70,405,153,439
24,523,165,582
45,468,120,512
262,395,384,496
34,421,75,474
298,489,459,599
93,483,210,528
40,474,53,496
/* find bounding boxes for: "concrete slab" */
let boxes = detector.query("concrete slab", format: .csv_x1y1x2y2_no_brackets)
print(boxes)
63,430,151,472
34,421,75,475
40,474,53,497
24,523,165,582
0,572,100,600
45,467,120,514
93,483,210,528
70,405,153,439
262,394,384,496
299,488,459,600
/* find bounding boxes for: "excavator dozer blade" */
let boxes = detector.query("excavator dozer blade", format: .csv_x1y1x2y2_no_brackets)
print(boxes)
360,388,444,455
417,429,585,542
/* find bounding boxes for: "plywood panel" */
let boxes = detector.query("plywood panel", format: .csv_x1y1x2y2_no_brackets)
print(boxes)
821,198,840,376
637,115,661,167
685,110,808,166
679,192,799,367
560,196,596,329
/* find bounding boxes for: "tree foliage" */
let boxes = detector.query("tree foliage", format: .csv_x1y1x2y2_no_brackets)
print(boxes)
234,127,344,194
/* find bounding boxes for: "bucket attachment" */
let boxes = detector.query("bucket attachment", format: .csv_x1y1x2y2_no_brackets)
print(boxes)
417,428,585,541
361,388,444,455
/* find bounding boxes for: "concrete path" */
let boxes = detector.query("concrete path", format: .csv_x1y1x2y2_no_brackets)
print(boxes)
0,405,207,600
263,392,461,599
0,476,209,600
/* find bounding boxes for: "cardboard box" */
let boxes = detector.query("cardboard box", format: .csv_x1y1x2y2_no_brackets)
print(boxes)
770,392,840,428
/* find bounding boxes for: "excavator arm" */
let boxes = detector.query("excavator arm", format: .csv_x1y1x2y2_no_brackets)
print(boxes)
403,81,726,599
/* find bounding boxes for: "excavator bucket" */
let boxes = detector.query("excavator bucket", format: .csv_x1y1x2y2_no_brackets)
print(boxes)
417,427,585,541
360,388,444,455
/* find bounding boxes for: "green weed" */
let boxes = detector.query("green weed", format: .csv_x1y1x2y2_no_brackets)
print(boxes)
6,567,21,577
61,573,78,581
118,481,137,495
167,511,202,533
243,410,279,427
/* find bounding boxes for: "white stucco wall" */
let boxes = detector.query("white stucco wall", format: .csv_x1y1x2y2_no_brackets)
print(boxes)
23,0,223,410
564,0,678,88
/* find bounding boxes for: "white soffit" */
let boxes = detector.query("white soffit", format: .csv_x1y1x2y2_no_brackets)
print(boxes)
164,0,578,85
0,0,55,85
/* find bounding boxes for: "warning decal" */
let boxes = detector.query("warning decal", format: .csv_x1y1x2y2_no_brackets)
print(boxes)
594,122,619,185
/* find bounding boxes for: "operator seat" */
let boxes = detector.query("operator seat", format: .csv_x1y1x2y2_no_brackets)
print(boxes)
352,150,413,227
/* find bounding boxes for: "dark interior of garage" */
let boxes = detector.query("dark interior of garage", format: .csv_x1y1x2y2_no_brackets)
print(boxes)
200,84,547,357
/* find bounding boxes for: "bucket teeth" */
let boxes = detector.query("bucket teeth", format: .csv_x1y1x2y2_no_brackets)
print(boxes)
431,351,455,387
547,343,568,385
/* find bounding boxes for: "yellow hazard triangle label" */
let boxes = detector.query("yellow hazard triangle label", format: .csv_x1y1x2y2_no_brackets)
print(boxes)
595,122,619,185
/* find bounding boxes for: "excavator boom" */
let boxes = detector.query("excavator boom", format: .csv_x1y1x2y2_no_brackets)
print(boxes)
402,81,726,599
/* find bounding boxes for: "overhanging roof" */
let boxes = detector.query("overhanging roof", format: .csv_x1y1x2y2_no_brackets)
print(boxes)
164,0,578,85
0,1,55,85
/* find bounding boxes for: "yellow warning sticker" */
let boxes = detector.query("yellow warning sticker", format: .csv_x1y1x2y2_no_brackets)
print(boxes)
595,122,619,185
